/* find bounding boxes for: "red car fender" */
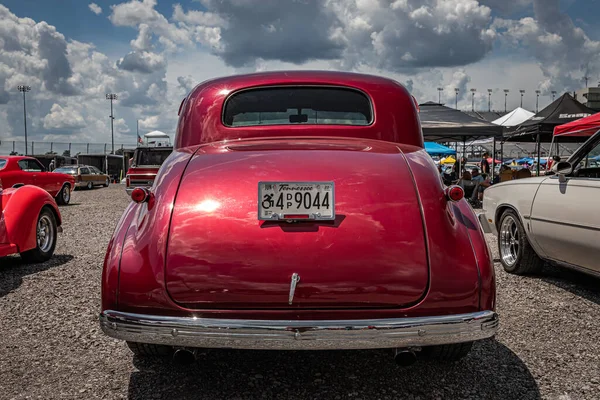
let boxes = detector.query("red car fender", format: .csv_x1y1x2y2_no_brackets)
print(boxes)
1,186,62,253
454,200,496,311
102,148,199,312
402,149,492,312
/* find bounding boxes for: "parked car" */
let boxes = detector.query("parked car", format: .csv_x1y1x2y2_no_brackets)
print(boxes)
0,156,75,205
100,71,497,366
53,165,110,190
0,179,62,262
124,146,172,194
479,129,600,277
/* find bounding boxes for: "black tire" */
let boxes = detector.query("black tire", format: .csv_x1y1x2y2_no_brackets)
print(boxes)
127,342,173,357
87,181,93,190
497,210,543,275
422,341,473,362
55,184,71,205
20,208,57,264
103,178,110,187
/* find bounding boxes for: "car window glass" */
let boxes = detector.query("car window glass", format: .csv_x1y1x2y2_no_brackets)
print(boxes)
223,87,372,127
92,167,102,174
136,150,171,166
80,167,90,174
578,141,600,169
18,159,43,172
0,159,6,170
55,167,77,174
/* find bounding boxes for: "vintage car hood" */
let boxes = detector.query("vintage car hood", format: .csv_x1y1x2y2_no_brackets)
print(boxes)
164,138,429,310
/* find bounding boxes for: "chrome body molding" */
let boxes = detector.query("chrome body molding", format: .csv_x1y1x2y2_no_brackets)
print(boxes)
99,310,498,350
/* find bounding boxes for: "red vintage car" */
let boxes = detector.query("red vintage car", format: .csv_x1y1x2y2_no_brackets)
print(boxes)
0,156,75,205
100,71,497,366
0,179,62,262
124,146,173,194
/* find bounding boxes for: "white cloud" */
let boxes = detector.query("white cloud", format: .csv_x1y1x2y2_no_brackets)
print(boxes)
43,103,86,130
88,3,102,15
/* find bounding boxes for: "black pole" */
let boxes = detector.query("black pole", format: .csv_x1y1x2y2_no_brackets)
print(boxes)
22,91,28,155
536,133,541,176
492,138,496,182
110,98,115,154
455,93,458,109
504,94,507,112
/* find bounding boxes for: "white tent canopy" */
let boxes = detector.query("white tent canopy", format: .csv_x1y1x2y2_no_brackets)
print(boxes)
144,130,170,139
492,107,535,127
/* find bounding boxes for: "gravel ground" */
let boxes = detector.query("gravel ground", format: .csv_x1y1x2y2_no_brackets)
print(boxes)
1,185,599,400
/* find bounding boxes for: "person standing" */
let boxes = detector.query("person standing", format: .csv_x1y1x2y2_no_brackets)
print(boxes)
481,152,490,175
48,159,55,171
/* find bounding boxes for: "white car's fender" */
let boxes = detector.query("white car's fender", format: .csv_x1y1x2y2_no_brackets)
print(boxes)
480,177,548,259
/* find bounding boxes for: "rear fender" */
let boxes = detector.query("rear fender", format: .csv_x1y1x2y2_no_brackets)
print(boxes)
1,186,62,253
402,149,484,312
102,148,199,312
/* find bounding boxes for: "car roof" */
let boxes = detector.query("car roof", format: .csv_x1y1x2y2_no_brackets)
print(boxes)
176,70,422,150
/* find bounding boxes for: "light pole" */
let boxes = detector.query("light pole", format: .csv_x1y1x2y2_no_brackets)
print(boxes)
535,90,541,113
583,76,589,88
454,88,459,109
17,85,31,155
519,90,525,108
552,90,557,102
105,93,118,154
437,87,444,104
487,89,493,112
470,89,476,111
504,89,509,112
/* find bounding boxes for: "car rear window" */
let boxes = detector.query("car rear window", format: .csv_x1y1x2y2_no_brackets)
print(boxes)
0,159,6,170
223,87,373,127
136,149,172,166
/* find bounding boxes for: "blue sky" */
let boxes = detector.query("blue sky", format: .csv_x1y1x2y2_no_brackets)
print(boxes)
0,0,599,147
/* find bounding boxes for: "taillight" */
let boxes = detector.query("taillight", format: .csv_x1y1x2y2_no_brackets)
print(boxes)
77,174,82,182
126,176,130,188
131,187,150,203
446,185,464,202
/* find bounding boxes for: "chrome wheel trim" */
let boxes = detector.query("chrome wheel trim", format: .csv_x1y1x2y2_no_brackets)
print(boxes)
106,178,109,186
500,216,519,267
63,186,70,202
87,182,93,189
37,215,54,253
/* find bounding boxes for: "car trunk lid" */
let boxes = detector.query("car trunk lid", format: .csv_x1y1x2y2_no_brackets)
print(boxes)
165,139,429,309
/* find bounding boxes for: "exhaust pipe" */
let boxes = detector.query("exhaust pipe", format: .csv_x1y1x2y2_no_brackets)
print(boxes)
172,348,197,365
394,349,417,367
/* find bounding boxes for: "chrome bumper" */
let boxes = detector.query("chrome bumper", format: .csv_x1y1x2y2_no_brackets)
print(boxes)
99,310,498,350
478,212,496,235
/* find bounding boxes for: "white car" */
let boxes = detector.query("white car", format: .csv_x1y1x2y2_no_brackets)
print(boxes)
478,130,600,277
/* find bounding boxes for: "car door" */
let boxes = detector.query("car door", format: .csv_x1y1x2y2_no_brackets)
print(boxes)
17,159,43,187
29,159,61,195
91,167,105,184
79,167,92,186
529,137,600,273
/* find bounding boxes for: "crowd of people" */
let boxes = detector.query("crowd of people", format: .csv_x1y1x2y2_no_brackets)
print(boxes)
437,152,560,207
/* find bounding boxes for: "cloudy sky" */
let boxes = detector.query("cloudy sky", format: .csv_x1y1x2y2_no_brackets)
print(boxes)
1,0,599,145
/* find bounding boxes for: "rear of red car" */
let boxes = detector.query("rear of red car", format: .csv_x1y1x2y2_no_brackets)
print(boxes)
101,72,496,363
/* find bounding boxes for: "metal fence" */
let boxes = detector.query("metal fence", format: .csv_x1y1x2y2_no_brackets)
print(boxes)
0,141,137,156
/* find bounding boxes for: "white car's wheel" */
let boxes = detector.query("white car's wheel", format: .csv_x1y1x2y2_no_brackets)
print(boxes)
498,210,543,275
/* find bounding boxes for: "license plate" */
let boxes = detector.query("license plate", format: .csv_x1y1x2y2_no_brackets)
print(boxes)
258,181,335,221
